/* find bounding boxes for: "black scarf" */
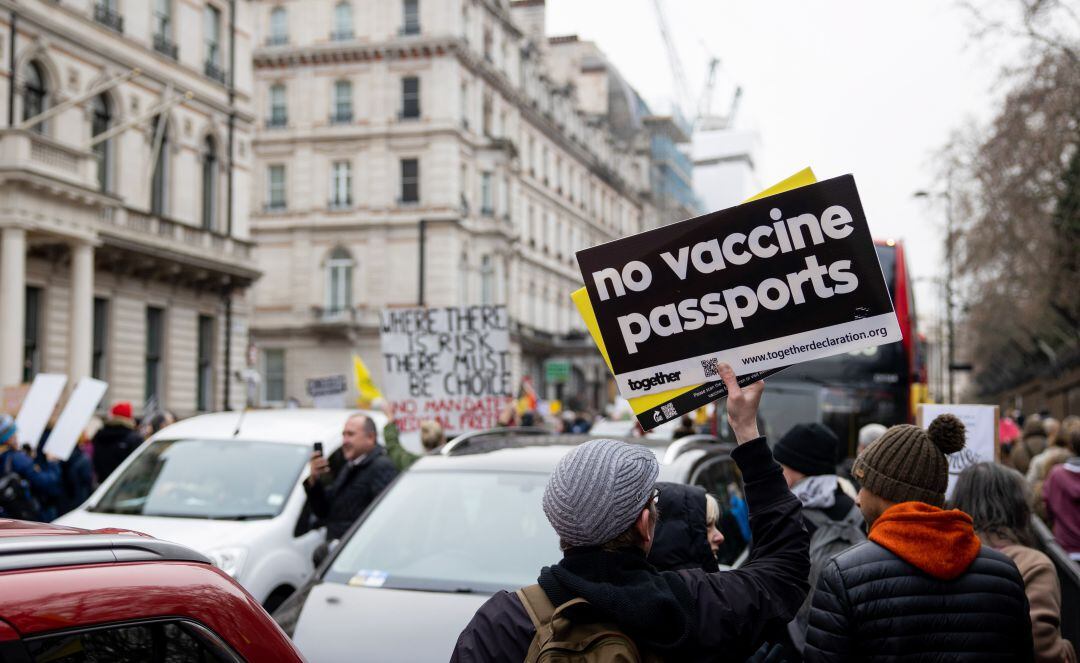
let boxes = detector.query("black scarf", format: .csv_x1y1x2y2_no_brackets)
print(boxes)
537,546,697,653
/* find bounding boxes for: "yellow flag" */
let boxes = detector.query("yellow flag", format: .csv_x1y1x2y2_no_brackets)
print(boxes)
353,354,383,405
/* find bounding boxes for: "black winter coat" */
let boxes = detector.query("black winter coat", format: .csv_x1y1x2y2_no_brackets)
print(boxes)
91,423,143,482
304,445,398,541
805,541,1033,662
451,437,810,662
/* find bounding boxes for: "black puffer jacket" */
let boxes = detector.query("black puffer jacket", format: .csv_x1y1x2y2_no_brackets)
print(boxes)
649,482,719,573
805,540,1033,662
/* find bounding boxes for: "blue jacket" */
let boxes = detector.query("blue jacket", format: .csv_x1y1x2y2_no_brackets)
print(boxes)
1,447,63,500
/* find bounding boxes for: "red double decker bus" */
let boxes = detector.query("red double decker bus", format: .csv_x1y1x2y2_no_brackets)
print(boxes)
755,239,929,456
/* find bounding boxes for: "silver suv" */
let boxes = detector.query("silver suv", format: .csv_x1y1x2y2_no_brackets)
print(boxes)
275,430,748,663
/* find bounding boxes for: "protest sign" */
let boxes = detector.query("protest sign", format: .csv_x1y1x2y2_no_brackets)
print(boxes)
306,375,348,409
14,374,67,450
918,404,999,499
43,378,107,461
577,174,901,400
572,168,817,430
380,305,513,449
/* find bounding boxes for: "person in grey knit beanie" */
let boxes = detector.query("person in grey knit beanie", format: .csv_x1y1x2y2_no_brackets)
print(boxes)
543,438,660,549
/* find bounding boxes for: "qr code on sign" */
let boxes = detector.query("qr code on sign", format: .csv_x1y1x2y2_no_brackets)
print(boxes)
661,403,677,419
701,358,720,378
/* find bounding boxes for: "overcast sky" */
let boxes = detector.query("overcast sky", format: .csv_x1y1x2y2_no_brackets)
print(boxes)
546,0,1021,322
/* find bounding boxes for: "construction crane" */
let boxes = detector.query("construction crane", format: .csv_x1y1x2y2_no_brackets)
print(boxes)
650,0,692,117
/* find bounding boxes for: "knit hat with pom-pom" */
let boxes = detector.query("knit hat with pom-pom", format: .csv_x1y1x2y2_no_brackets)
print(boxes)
852,415,966,508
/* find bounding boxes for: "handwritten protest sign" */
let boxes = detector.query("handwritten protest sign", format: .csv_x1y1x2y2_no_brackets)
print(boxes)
577,174,901,400
380,305,513,449
573,169,815,430
918,404,999,499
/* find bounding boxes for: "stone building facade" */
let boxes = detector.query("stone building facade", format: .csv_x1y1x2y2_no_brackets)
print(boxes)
250,0,661,410
0,0,257,416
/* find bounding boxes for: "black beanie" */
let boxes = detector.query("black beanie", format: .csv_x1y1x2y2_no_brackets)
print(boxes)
773,423,839,476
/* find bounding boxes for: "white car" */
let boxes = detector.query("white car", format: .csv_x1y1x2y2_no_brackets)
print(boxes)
56,408,387,612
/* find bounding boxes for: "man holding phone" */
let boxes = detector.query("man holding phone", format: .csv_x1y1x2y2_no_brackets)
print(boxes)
304,413,398,542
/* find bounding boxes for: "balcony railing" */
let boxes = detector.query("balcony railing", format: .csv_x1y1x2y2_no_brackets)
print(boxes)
94,3,124,32
204,60,227,84
153,32,179,60
329,111,353,125
102,207,254,262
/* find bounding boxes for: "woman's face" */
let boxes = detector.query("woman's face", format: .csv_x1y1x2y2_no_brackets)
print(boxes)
706,514,724,555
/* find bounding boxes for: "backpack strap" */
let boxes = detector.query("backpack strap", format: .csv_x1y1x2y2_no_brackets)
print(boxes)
517,584,557,662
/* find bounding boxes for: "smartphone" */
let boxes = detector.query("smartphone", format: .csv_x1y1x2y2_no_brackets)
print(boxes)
313,442,323,457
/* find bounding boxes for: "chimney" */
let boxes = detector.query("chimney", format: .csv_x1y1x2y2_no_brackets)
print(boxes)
510,0,546,48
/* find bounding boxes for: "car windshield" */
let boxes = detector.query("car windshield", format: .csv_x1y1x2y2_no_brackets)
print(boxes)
92,439,310,520
325,470,558,594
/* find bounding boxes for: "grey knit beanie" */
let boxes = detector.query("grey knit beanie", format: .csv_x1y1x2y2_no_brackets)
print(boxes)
542,438,659,548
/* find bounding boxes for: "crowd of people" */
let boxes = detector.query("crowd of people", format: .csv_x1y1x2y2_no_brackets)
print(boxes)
0,400,174,523
450,365,1079,662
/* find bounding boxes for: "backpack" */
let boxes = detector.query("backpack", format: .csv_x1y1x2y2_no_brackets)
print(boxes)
0,453,41,521
516,584,665,663
787,504,866,652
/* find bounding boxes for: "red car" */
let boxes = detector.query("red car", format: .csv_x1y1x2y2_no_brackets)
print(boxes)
0,519,305,662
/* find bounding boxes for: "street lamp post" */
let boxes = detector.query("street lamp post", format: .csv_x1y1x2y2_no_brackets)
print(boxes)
914,189,955,403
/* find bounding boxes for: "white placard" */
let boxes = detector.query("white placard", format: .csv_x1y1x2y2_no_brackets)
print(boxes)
42,378,108,461
307,375,348,409
14,373,67,450
918,404,999,500
380,306,513,451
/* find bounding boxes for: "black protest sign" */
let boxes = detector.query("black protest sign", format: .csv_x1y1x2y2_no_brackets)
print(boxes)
576,175,901,399
379,306,513,440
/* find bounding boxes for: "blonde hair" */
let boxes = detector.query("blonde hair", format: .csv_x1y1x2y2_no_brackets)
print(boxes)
705,493,720,529
419,420,445,451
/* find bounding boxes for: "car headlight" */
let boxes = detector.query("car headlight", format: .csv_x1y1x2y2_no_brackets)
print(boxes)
207,547,248,578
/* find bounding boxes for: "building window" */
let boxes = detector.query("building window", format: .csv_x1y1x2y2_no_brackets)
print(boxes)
201,136,218,231
458,253,469,304
204,4,225,82
267,164,286,210
400,158,419,203
152,0,177,58
480,171,493,215
460,81,469,129
401,76,420,119
23,287,42,384
92,297,108,381
483,27,493,62
94,0,124,32
22,62,47,134
91,94,112,192
482,92,492,136
268,83,287,127
268,6,288,45
197,315,214,411
263,349,285,403
402,0,420,35
330,160,352,208
145,306,164,406
332,2,353,40
501,175,510,217
332,80,352,123
480,255,494,305
326,247,353,314
150,116,169,217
